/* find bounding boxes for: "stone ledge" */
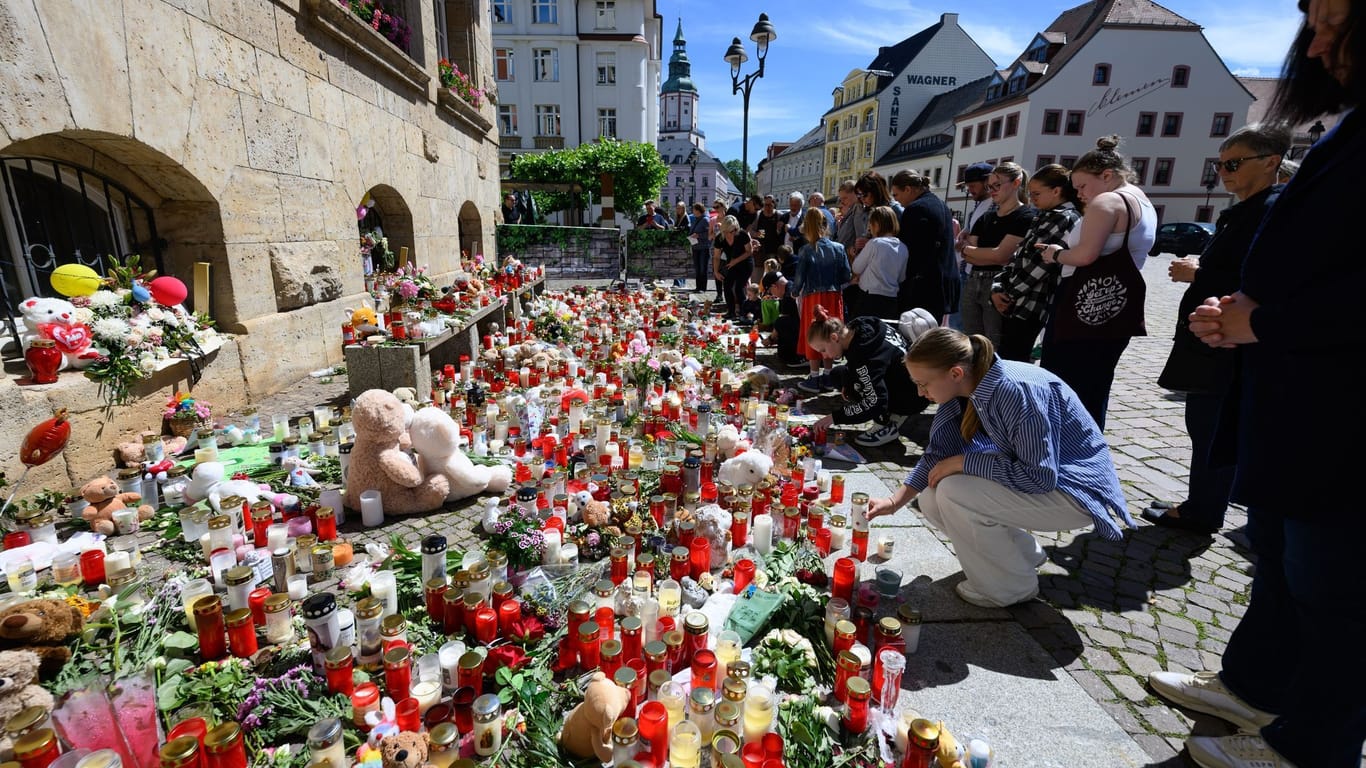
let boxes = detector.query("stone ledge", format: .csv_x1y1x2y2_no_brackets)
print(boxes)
304,0,430,94
436,88,494,140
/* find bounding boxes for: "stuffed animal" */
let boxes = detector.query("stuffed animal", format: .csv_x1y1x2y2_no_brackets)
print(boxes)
690,503,733,569
344,390,449,516
182,462,298,514
715,423,751,460
559,671,631,761
348,303,384,340
0,600,85,681
18,297,98,370
379,731,431,768
936,720,966,768
407,407,512,503
113,431,188,468
719,451,773,489
79,477,154,535
582,499,612,528
0,650,54,761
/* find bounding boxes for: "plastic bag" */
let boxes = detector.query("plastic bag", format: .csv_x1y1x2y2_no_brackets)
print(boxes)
724,587,787,645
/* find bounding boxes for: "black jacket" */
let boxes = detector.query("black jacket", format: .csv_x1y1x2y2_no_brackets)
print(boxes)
897,191,958,317
831,317,921,424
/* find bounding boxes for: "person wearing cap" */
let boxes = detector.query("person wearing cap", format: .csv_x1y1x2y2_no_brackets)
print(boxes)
950,163,996,328
761,268,801,365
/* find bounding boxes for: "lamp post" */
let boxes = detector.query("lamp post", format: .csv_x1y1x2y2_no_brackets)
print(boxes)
724,13,777,199
1290,119,1327,160
1203,178,1217,221
687,147,699,206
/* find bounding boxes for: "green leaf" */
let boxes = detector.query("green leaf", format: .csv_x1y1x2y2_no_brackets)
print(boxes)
162,631,199,658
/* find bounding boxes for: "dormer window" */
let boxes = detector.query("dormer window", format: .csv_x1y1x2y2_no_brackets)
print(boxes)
1093,63,1110,85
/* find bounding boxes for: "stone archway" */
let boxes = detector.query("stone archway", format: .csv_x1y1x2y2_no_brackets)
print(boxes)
359,184,415,272
457,201,483,260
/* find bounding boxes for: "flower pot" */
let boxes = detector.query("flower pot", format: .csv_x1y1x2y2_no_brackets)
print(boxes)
167,416,199,438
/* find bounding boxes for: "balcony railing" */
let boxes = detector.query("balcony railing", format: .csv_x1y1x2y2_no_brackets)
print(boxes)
534,135,564,149
501,135,524,149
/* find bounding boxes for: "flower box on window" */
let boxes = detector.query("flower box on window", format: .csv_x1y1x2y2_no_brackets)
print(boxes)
437,89,494,137
306,0,429,93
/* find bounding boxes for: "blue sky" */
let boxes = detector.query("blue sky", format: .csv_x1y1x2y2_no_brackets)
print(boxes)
662,0,1302,167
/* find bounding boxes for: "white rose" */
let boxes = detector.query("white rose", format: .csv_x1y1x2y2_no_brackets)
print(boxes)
126,330,143,346
72,308,94,324
145,307,165,322
139,358,157,374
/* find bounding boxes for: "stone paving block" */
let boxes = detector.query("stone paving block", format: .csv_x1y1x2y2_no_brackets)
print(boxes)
1119,651,1163,679
1133,733,1181,762
1139,704,1194,736
1108,672,1152,703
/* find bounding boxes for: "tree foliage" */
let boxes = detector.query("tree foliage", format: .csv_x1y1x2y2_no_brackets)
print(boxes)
509,140,669,222
724,159,756,198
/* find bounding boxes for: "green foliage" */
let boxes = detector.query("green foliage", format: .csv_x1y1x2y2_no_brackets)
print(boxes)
508,139,669,220
496,224,596,261
724,159,756,198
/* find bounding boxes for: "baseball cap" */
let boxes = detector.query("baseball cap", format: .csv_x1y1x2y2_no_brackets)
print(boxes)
963,163,994,183
761,271,783,291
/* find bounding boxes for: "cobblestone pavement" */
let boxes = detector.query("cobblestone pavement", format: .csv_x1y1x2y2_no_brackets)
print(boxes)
135,268,1241,765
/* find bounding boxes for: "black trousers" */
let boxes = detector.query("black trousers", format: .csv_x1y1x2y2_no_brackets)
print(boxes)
723,264,749,317
692,247,711,292
849,289,899,321
1038,329,1129,430
999,315,1045,362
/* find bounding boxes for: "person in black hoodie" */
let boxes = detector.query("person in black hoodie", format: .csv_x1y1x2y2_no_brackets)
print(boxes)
806,307,927,447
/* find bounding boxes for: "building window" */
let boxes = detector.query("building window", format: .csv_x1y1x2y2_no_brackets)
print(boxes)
830,147,838,164
494,48,514,81
1162,113,1182,137
933,167,942,186
492,0,511,23
1036,154,1055,168
535,104,561,136
1201,157,1220,186
976,122,987,144
498,105,518,134
1093,63,1110,85
1132,157,1149,185
957,164,967,183
1136,111,1156,136
1065,110,1084,135
862,109,875,132
1059,155,1077,169
1005,113,1019,137
1154,157,1174,185
1211,113,1232,137
863,139,872,159
702,178,708,187
961,127,971,147
1008,74,1026,94
986,84,1002,100
435,0,480,91
1196,205,1213,223
595,0,615,28
598,108,617,138
533,49,559,81
532,0,557,23
1171,65,1190,87
989,118,1003,140
596,51,616,84
1042,110,1061,134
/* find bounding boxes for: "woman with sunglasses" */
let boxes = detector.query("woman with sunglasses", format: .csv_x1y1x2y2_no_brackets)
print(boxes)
1154,1,1366,762
956,163,1035,347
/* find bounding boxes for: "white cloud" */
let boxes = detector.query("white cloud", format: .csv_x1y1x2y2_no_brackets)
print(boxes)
1230,66,1265,77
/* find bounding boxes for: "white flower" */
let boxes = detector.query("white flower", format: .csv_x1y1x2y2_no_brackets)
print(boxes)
72,307,93,325
88,291,120,309
92,318,130,343
139,357,157,374
126,329,143,346
145,306,165,322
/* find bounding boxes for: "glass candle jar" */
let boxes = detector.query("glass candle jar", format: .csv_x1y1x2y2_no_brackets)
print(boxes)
657,680,686,732
842,677,871,734
381,613,409,654
302,593,341,672
643,640,667,678
656,578,681,618
637,701,668,768
13,729,60,768
262,594,293,645
203,721,247,768
663,630,685,674
714,701,742,740
305,718,345,768
156,736,198,768
690,648,718,693
688,687,717,744
457,651,484,696
742,682,774,743
833,650,861,705
619,616,643,662
899,605,923,654
611,717,639,765
833,619,857,658
682,613,709,668
578,622,602,670
669,720,702,768
224,567,254,615
323,646,355,696
225,609,257,659
600,639,623,680
351,682,380,730
383,647,414,702
471,694,502,757
352,597,383,669
193,595,227,661
50,553,81,589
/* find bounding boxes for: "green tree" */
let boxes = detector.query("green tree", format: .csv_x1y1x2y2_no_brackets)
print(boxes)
508,140,669,223
723,159,756,198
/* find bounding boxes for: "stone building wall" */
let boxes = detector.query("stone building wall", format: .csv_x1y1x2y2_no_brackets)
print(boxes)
0,0,500,489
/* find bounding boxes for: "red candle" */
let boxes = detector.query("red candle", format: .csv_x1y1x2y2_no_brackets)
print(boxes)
690,648,718,692
600,639,623,680
677,521,696,548
443,590,464,636
395,697,421,733
741,743,765,768
670,547,689,582
688,537,710,580
851,530,869,561
457,652,484,696
352,683,380,730
763,732,784,760
578,622,602,670
452,686,477,734
425,580,449,626
782,508,801,540
193,596,227,661
473,607,498,645
325,648,355,696
627,658,648,713
80,549,106,587
610,548,630,585
594,606,616,642
316,507,338,541
250,505,273,547
247,588,271,627
498,600,521,637
843,678,871,734
649,497,666,527
733,559,756,593
834,650,860,705
731,511,749,549
384,647,413,702
620,617,643,662
637,701,669,768
832,558,857,604
3,532,31,550
225,609,257,658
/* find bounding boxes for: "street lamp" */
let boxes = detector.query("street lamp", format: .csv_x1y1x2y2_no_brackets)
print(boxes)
687,147,698,206
1289,119,1327,160
1203,178,1217,221
724,13,777,199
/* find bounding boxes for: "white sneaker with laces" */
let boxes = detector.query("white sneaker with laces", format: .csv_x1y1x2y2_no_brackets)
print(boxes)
855,422,902,447
1147,671,1277,733
1186,734,1297,768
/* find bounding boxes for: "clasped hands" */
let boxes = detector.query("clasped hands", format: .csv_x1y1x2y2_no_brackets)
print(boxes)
1188,292,1259,348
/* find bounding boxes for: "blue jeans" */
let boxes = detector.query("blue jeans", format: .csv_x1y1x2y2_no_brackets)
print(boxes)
1220,508,1366,766
1179,391,1234,527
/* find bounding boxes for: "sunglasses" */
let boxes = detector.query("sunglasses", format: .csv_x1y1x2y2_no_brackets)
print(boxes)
1211,154,1271,173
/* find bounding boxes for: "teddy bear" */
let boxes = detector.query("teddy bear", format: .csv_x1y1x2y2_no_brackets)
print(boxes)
18,296,98,371
0,649,54,761
0,599,85,681
345,390,449,516
79,476,154,535
582,499,612,528
113,431,188,468
379,731,431,768
182,462,298,514
347,303,385,341
719,450,773,490
715,423,751,461
407,406,511,503
689,503,733,569
559,670,631,762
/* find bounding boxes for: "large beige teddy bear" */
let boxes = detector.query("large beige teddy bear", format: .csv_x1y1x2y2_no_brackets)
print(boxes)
408,406,512,502
344,390,449,516
0,650,54,760
559,671,631,762
79,477,154,536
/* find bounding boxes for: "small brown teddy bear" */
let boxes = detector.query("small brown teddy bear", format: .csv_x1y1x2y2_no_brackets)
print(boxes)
343,390,449,516
559,670,631,761
0,599,85,681
582,499,612,528
0,649,54,760
379,731,431,768
113,431,188,468
79,476,154,535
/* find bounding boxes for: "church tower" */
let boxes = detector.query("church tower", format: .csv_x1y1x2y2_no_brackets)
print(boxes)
660,19,702,145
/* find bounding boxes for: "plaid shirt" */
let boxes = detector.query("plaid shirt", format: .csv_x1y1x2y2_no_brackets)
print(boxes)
995,203,1080,324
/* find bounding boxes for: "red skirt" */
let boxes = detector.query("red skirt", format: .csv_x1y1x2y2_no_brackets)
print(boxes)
797,290,844,362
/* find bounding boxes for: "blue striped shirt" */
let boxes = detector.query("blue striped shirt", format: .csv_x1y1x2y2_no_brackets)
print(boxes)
904,358,1133,540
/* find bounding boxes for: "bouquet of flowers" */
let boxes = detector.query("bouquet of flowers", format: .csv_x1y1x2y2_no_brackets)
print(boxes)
164,391,211,434
341,0,412,52
360,227,391,274
486,501,546,571
439,58,487,108
372,264,437,310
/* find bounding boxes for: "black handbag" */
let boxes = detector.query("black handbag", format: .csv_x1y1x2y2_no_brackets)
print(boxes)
1052,192,1147,341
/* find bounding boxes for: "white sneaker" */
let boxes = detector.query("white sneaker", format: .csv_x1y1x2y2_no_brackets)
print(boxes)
1147,671,1277,733
1186,734,1297,768
954,580,1038,608
855,422,902,447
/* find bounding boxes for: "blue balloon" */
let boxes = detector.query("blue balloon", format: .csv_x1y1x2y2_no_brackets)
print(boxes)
131,281,151,303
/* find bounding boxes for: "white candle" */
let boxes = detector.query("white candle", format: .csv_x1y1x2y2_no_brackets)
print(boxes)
412,680,442,715
816,470,832,494
360,490,384,527
753,515,774,556
755,402,769,431
877,536,895,559
104,551,131,575
830,524,848,551
568,403,585,434
485,404,499,430
313,406,331,429
287,574,309,600
559,543,578,566
266,524,289,552
657,579,681,618
199,533,214,561
439,640,466,693
542,529,562,565
605,442,621,459
596,422,611,451
369,571,398,617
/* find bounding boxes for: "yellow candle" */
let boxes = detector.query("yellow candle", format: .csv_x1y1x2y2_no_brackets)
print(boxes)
657,579,681,617
658,681,686,732
715,630,742,680
743,682,774,743
669,721,702,768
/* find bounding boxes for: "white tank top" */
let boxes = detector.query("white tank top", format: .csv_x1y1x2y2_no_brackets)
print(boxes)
1061,187,1157,277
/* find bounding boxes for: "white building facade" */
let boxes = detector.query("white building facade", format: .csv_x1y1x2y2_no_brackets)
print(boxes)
492,0,662,167
949,0,1253,224
655,20,739,212
763,126,826,201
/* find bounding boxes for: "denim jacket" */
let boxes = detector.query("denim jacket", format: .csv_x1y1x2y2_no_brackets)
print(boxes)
791,237,852,296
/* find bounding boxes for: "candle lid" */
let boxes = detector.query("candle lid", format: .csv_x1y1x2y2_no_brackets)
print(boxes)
224,608,252,628
714,701,741,725
472,693,500,718
192,594,222,616
577,621,601,641
305,718,343,747
382,647,411,666
203,721,241,751
835,619,856,636
420,534,447,554
224,566,254,587
381,614,408,633
301,592,337,619
458,651,483,670
315,507,335,520
429,723,458,750
263,594,291,613
647,669,671,692
3,706,46,735
74,749,122,768
643,640,666,659
910,718,941,745
683,613,709,634
207,515,232,530
155,736,199,766
611,717,638,743
612,667,636,688
620,616,642,633
689,687,716,711
726,660,751,679
878,616,902,636
898,604,923,624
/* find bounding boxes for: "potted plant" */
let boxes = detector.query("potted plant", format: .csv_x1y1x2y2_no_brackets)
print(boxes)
163,391,211,437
